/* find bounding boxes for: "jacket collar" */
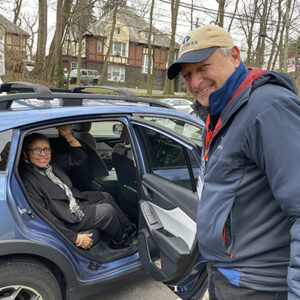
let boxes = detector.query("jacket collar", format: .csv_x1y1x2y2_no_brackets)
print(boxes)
209,62,248,116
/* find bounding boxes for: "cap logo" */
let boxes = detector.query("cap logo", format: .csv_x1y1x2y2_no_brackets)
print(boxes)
182,35,190,44
179,40,198,57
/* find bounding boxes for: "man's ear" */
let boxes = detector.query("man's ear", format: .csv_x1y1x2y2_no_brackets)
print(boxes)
23,150,28,159
231,46,241,69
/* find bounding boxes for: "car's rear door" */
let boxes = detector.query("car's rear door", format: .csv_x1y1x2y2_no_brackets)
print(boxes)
130,118,207,299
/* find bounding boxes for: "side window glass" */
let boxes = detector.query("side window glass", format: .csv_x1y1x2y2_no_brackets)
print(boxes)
0,129,13,171
141,116,203,147
136,126,199,191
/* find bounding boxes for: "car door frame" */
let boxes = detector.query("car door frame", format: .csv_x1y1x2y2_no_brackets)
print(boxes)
129,116,207,299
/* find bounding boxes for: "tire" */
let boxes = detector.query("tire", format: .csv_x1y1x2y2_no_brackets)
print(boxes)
0,258,62,300
70,78,76,84
92,79,98,85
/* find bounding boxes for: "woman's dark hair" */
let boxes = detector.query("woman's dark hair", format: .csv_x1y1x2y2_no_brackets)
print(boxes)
23,133,49,150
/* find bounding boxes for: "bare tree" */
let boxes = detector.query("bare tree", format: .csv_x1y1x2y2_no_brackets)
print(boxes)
267,0,282,70
98,1,119,85
227,0,240,32
163,0,180,95
283,0,292,72
216,0,226,27
146,0,155,94
254,0,270,68
33,0,47,78
55,0,64,87
239,0,259,66
22,13,38,61
45,0,72,84
13,0,23,25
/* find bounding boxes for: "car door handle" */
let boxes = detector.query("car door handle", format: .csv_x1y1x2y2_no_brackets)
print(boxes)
142,184,153,200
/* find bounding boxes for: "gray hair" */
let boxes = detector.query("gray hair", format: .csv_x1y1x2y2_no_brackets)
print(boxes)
218,47,232,56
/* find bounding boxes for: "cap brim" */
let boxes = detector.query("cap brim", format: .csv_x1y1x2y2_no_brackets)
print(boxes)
167,47,218,80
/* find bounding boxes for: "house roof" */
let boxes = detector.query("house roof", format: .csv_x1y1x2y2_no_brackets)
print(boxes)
89,7,179,49
0,14,29,36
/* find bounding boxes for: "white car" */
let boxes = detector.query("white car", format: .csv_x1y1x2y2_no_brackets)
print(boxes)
160,98,193,114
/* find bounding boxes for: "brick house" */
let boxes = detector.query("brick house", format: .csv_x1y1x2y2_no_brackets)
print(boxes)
0,14,29,74
62,7,180,90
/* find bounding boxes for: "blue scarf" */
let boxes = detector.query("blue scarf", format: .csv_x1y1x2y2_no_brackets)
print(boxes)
209,62,248,116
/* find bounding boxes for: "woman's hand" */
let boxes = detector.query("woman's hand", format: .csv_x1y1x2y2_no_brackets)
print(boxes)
76,233,93,249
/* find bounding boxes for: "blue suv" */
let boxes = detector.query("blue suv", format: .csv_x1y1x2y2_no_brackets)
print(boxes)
0,82,207,300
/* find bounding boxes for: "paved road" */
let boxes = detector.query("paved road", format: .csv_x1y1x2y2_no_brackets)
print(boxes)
92,274,179,300
91,274,209,300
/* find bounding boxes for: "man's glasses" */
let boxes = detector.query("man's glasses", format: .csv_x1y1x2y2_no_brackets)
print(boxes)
26,147,52,155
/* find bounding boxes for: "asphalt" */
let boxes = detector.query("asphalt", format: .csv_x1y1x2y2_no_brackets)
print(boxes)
92,274,210,300
92,274,180,300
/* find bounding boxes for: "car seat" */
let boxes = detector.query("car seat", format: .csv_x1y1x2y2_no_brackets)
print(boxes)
112,127,138,217
69,122,109,191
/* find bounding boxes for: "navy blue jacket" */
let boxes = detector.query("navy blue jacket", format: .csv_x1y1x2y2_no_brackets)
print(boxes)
195,69,300,299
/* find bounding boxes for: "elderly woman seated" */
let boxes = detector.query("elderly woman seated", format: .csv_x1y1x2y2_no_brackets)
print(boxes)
19,125,136,250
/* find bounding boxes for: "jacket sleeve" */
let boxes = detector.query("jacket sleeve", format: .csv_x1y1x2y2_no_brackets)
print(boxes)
243,95,300,299
52,146,88,171
23,177,78,243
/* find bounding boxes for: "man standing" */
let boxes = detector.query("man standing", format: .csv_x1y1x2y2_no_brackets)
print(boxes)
168,24,300,299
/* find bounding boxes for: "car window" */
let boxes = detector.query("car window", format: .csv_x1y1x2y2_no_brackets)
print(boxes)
0,129,13,171
135,126,199,191
90,121,122,137
141,116,202,146
81,70,87,75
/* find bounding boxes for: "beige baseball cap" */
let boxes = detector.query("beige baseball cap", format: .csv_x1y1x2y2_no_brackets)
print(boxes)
168,24,234,79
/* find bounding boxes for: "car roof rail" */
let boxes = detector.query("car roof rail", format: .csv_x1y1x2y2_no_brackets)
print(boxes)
0,81,174,110
1,82,53,99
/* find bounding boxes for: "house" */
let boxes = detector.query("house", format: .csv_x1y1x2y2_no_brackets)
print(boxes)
62,7,180,90
0,14,29,73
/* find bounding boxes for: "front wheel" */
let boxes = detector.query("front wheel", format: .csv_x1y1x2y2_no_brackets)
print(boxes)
0,258,62,300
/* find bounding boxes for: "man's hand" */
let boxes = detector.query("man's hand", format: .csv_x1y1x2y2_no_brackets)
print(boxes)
56,125,72,138
56,125,81,147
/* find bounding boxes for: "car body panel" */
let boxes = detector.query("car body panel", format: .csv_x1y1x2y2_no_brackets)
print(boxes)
0,84,207,299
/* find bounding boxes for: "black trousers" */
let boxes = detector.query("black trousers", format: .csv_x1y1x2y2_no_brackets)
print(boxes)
207,264,287,300
92,192,132,241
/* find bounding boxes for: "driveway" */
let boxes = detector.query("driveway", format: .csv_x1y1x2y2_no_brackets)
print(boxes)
92,274,209,300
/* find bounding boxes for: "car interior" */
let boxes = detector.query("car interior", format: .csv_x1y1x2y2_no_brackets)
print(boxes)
18,120,139,262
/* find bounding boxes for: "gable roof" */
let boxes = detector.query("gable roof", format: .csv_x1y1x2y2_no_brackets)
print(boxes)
0,14,29,36
90,7,179,49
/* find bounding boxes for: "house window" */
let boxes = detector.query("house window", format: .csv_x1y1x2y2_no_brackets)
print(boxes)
144,32,149,39
142,54,153,74
11,34,20,46
107,65,125,82
97,40,102,52
71,62,78,70
110,42,126,57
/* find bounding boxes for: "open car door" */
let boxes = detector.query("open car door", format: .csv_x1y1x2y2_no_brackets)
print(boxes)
131,118,207,300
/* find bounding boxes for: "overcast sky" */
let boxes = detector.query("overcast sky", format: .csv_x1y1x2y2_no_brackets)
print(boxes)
2,0,247,57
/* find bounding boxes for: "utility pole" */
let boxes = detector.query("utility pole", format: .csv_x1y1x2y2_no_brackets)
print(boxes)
283,0,291,73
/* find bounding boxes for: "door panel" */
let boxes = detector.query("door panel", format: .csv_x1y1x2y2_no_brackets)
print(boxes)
132,121,207,298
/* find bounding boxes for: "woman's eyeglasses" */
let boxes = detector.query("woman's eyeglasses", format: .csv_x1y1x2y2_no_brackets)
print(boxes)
25,147,52,155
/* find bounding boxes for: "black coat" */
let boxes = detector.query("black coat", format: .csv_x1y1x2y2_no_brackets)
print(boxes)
20,147,105,243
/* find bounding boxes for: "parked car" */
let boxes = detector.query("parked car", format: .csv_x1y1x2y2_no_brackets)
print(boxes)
67,68,100,85
0,82,207,300
160,98,193,114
